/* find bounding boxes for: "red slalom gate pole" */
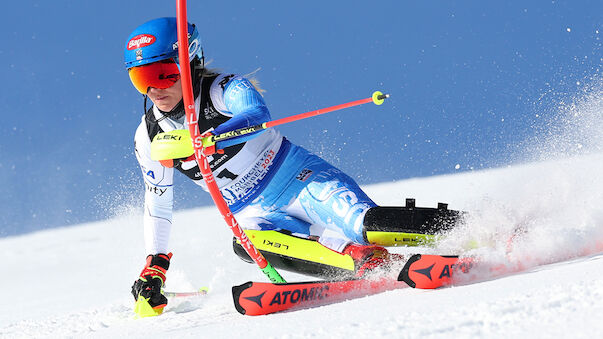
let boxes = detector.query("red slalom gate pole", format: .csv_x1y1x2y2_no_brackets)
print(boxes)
176,0,285,283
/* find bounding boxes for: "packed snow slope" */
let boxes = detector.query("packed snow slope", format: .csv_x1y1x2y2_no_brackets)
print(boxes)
2,151,603,338
3,78,603,338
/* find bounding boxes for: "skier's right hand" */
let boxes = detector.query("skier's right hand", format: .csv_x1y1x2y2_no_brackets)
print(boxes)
200,131,226,156
200,132,217,156
131,253,172,314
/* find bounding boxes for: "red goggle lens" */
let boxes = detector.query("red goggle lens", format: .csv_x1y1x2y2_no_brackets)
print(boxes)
128,60,180,94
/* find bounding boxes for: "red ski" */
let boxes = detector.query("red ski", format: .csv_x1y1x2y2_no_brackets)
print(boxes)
232,278,406,315
232,254,475,315
398,254,474,289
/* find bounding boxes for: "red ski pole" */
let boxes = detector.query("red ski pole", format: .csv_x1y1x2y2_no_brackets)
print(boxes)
266,92,388,129
176,0,285,283
205,92,389,147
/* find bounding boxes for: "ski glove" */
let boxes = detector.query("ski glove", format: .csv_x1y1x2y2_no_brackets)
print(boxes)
200,132,220,156
131,253,172,312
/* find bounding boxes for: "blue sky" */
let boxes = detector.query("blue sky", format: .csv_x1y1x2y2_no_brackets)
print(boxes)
0,1,600,236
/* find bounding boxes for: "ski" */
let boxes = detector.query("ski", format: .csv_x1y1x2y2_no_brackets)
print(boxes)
397,254,474,289
232,254,476,315
164,288,209,298
232,278,406,315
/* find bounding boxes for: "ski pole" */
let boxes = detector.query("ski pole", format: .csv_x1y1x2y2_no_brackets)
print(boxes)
176,0,286,283
203,92,390,148
163,288,208,298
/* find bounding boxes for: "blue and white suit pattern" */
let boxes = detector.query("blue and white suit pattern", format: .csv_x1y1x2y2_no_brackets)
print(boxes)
135,73,374,254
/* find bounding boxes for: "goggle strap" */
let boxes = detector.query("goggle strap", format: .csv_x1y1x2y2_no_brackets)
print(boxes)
143,94,148,115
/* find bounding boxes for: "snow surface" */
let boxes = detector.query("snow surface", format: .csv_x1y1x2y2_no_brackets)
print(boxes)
2,151,603,338
3,79,603,338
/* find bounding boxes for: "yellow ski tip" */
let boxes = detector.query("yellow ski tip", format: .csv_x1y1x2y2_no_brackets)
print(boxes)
371,91,390,105
134,297,165,318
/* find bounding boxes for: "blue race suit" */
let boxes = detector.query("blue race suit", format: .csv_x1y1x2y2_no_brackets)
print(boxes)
134,73,375,254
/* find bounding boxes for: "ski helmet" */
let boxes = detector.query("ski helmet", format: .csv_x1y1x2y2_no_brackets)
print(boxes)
124,17,201,69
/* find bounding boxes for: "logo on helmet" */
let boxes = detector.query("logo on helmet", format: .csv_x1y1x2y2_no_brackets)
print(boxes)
127,34,156,50
171,36,200,59
171,33,191,51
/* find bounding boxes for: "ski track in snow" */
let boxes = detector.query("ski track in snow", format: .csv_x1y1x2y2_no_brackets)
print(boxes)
3,80,603,338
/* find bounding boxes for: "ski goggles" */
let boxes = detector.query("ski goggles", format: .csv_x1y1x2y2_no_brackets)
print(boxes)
128,59,181,94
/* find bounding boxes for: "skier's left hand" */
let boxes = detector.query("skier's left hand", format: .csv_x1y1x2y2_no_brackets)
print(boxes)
131,253,172,314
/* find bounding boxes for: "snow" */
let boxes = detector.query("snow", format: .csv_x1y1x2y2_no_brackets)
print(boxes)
2,151,603,338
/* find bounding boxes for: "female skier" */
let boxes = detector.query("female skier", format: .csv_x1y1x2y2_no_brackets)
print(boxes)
125,17,458,314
